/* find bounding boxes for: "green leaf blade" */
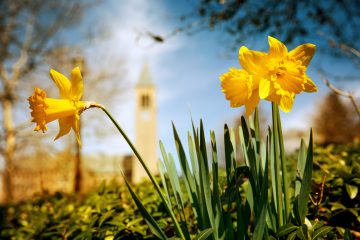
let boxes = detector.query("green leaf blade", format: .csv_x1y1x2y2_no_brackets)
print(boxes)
121,172,168,240
297,130,313,224
312,226,333,239
195,228,215,240
277,224,299,237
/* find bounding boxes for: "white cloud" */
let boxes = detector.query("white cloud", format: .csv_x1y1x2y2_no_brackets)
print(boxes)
81,0,184,155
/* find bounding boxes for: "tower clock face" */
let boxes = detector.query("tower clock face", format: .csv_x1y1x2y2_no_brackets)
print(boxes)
141,110,151,121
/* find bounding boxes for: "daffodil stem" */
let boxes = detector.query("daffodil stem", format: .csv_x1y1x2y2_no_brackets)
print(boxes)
272,103,283,228
100,106,185,239
276,106,290,222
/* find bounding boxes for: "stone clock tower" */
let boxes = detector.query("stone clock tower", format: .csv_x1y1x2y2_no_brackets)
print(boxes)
133,63,158,183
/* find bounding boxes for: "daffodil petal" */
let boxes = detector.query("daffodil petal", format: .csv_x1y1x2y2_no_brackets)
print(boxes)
259,78,271,99
288,43,316,66
245,89,260,116
54,116,73,140
49,69,71,99
70,67,83,101
220,68,253,107
72,114,81,146
279,94,295,112
268,36,288,58
239,46,268,75
304,74,317,92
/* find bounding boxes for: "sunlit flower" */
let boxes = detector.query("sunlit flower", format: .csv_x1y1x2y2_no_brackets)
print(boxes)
28,67,87,145
220,68,260,116
220,36,317,114
240,36,317,112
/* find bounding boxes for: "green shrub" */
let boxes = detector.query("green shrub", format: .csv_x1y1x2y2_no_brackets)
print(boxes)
1,143,358,239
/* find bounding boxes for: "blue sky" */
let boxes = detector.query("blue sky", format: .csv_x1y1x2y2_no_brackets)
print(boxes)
25,0,360,158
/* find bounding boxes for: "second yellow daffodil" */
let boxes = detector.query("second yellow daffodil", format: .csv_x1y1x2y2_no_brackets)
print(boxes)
221,36,317,114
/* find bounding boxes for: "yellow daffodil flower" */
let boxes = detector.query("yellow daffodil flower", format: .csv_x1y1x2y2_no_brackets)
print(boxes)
221,36,317,114
28,67,89,145
240,36,317,112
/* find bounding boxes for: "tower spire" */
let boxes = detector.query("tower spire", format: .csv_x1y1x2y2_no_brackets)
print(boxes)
137,62,153,87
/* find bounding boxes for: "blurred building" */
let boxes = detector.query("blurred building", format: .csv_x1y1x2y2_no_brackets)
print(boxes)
0,63,158,202
133,63,158,183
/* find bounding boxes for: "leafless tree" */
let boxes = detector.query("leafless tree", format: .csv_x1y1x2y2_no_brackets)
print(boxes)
0,0,97,203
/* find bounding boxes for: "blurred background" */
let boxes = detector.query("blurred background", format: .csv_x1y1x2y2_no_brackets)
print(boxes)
0,0,359,203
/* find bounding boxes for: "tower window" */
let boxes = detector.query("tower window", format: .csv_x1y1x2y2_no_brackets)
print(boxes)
141,94,150,108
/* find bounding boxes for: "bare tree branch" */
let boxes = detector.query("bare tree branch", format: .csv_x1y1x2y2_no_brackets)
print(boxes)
0,1,18,63
318,31,360,68
0,0,97,203
318,71,360,120
0,64,9,83
12,12,35,83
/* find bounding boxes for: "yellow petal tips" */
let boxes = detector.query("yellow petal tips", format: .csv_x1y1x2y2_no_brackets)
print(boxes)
268,36,288,58
49,69,72,99
70,67,83,101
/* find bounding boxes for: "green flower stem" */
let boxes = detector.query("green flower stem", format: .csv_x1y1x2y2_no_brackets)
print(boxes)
272,103,283,228
100,106,185,239
276,106,290,222
254,108,260,141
